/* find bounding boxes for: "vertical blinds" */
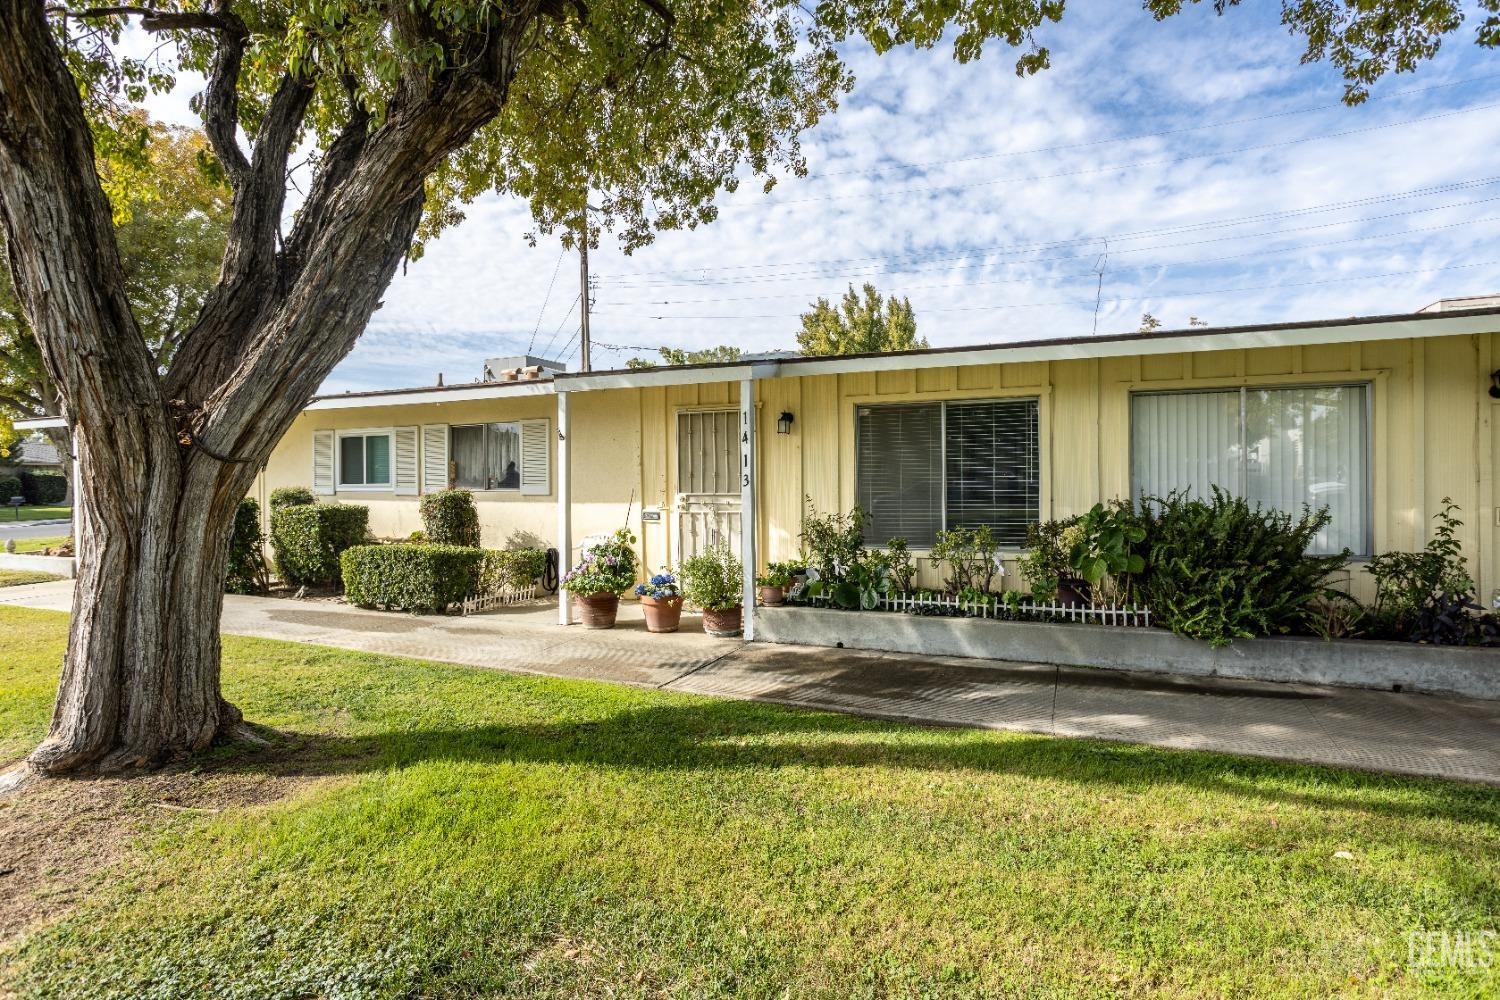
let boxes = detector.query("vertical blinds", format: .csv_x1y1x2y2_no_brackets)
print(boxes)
856,398,1039,547
857,404,943,545
1131,384,1369,555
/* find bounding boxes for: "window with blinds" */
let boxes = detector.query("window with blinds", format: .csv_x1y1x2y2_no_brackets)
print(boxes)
856,398,1039,547
1131,384,1370,555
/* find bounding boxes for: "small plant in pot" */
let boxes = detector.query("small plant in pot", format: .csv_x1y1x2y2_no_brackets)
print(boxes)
561,528,638,629
635,570,684,633
682,543,745,636
755,561,799,606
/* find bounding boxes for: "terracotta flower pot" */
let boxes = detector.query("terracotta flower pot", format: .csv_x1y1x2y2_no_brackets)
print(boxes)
574,592,621,629
759,585,785,607
640,594,683,633
701,605,743,637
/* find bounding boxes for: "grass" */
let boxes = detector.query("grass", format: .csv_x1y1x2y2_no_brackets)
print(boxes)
2,605,1498,998
0,504,70,522
7,535,68,554
0,569,62,588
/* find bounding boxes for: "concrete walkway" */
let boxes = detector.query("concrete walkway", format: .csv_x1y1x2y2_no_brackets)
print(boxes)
5,580,1499,786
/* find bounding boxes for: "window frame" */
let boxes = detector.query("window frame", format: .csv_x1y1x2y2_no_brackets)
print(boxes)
334,427,395,492
855,395,1042,550
449,420,525,493
1128,380,1374,557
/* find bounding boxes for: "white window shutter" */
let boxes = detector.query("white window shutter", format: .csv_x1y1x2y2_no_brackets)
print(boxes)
421,424,449,493
520,419,550,496
312,429,335,495
393,426,419,496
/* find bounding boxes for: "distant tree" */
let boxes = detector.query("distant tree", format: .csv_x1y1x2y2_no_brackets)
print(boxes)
1138,313,1163,333
627,345,744,368
797,284,925,356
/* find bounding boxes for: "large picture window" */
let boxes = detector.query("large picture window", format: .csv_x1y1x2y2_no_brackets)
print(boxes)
1131,384,1370,555
336,431,392,490
450,422,522,491
856,398,1040,547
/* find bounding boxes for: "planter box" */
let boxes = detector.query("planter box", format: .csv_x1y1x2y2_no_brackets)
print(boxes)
754,605,1500,702
0,552,75,578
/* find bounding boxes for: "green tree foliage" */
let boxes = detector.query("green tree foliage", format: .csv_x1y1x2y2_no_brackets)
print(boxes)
797,284,925,356
626,345,744,368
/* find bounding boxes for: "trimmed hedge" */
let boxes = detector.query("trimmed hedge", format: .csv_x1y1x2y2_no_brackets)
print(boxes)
0,475,21,502
20,471,66,505
226,497,266,595
270,486,316,512
341,543,484,612
420,488,481,547
479,547,548,592
270,503,369,587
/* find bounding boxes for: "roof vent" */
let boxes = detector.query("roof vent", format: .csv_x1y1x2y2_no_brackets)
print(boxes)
1416,294,1500,314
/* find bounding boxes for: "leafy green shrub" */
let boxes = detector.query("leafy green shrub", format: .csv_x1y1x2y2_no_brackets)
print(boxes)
0,475,21,501
681,543,744,611
270,486,316,512
1020,517,1076,601
19,471,66,504
561,528,637,594
420,488,481,547
341,544,484,611
479,547,548,592
930,525,1000,594
225,497,267,595
799,497,866,582
1136,488,1349,647
1367,499,1497,645
1068,501,1146,604
270,503,370,587
883,540,916,593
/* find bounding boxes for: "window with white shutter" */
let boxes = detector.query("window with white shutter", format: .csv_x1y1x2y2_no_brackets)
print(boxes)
393,426,419,496
312,429,335,495
421,424,449,493
519,419,550,495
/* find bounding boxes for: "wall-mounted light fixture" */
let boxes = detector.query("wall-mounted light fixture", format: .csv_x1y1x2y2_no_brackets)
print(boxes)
776,410,795,434
1490,369,1500,399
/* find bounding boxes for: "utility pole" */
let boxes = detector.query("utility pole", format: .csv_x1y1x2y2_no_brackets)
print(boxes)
577,208,592,373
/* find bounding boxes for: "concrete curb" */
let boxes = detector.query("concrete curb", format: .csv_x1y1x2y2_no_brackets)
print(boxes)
754,606,1500,701
0,552,75,578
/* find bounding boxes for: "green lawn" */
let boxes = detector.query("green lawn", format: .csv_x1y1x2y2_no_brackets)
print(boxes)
2,605,1497,998
0,504,70,522
0,569,62,588
7,535,68,554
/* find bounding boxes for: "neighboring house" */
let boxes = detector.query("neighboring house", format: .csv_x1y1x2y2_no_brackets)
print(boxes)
258,304,1500,633
0,433,64,478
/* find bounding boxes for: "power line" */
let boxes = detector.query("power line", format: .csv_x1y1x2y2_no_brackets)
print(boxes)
807,74,1500,180
526,248,567,354
537,291,581,358
600,175,1500,283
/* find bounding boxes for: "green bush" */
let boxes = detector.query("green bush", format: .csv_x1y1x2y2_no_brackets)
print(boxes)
479,547,548,593
270,486,316,512
420,488,480,547
19,471,66,504
0,475,21,501
341,544,484,612
270,503,369,587
1136,488,1349,647
225,497,267,595
681,543,744,611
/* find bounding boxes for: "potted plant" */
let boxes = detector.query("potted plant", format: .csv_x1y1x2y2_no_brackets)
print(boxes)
635,570,684,633
682,543,745,636
756,561,797,606
561,528,638,628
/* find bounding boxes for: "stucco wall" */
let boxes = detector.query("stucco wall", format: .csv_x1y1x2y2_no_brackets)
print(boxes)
261,330,1499,603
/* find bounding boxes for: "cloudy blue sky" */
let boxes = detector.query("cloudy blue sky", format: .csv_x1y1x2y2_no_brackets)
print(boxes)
145,4,1500,392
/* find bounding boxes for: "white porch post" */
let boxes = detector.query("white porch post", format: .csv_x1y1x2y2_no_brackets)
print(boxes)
556,391,573,625
739,377,756,640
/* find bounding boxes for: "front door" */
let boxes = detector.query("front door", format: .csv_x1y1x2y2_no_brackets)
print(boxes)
675,409,741,562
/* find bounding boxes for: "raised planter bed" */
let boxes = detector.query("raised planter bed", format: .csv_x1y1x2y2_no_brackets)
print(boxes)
754,605,1500,702
0,552,75,579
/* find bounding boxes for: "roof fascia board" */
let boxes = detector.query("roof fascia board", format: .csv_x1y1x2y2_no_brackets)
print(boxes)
14,416,67,430
306,379,554,410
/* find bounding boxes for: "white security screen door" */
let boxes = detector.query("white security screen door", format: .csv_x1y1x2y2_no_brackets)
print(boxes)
676,409,742,562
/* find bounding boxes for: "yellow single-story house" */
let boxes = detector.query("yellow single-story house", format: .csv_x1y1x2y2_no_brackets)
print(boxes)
258,304,1500,639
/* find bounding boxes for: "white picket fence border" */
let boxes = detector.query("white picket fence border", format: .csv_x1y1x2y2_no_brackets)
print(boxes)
805,591,1151,628
459,582,540,615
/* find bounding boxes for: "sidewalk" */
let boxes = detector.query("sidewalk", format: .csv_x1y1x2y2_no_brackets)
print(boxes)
5,580,1499,785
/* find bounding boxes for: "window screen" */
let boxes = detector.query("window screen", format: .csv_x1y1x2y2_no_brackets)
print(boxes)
1131,384,1370,555
856,398,1039,547
337,433,392,488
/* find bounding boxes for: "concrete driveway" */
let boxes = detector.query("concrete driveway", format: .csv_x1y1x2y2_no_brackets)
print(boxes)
4,579,1498,786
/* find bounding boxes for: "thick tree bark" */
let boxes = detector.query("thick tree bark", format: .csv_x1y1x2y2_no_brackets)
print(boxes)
0,0,530,773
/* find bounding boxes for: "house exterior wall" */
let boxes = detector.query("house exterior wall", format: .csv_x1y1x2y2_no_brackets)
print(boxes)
261,330,1499,605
